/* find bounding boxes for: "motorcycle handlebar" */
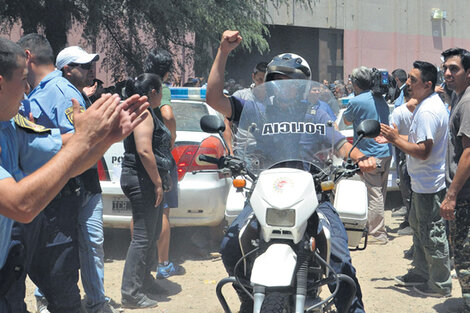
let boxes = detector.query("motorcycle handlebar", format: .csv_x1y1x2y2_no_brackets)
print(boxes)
198,154,221,166
199,154,257,181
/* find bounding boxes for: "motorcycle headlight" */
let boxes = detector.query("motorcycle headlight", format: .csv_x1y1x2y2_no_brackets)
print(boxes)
266,208,295,227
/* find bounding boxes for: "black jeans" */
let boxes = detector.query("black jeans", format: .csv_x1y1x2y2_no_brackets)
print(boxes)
120,169,164,303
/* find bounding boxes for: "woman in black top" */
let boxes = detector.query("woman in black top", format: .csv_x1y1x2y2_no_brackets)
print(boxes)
120,73,174,309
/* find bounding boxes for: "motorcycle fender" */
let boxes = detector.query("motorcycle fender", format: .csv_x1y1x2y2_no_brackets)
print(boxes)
250,244,297,287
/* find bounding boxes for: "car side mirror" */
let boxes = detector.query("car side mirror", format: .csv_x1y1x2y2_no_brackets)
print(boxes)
200,115,225,133
356,119,381,138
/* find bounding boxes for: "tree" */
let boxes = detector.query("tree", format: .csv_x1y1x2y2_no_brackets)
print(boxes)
0,0,312,80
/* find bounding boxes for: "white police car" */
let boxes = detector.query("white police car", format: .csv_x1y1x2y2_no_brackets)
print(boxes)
99,87,232,228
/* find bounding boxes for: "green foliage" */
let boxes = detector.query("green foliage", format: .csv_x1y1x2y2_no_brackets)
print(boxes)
0,0,312,80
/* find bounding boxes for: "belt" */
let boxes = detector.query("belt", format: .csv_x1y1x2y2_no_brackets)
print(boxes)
54,177,81,200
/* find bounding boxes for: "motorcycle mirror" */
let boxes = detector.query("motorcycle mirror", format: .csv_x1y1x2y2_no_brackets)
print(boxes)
347,119,380,161
200,115,226,133
356,119,381,138
200,115,231,156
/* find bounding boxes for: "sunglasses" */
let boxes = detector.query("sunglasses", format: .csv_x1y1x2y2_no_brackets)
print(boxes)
68,62,93,70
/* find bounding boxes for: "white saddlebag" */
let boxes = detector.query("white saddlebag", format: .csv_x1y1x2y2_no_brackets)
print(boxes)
333,178,368,248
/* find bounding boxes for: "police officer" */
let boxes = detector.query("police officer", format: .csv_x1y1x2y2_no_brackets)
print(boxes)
11,34,94,313
0,37,148,312
206,30,376,313
14,35,114,313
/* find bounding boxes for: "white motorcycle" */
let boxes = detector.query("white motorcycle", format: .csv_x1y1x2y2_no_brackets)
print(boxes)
198,80,379,313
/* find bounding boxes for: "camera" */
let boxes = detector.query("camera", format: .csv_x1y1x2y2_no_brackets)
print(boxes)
370,68,393,100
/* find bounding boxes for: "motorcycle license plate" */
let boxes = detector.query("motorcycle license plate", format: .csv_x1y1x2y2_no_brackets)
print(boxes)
112,197,132,213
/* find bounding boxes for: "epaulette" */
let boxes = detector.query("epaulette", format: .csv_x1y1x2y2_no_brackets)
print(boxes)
13,114,51,134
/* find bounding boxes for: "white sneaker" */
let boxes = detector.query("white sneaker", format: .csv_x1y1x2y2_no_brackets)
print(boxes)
391,206,407,217
36,296,50,313
368,235,388,245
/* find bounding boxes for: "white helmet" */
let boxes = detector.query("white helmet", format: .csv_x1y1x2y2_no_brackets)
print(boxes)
265,53,311,82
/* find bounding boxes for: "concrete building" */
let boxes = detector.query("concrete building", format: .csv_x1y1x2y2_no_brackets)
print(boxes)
227,0,470,84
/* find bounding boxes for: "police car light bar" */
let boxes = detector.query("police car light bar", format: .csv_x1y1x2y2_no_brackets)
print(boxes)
170,87,206,100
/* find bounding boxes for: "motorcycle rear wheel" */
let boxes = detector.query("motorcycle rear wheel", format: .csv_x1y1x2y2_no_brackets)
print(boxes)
260,292,292,313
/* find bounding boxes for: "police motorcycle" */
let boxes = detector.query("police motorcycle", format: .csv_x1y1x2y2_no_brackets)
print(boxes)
198,80,379,313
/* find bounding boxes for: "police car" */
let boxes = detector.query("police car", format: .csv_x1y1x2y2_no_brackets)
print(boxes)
99,87,232,228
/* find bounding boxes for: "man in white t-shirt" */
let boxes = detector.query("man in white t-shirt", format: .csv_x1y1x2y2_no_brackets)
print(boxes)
380,61,452,298
389,86,416,236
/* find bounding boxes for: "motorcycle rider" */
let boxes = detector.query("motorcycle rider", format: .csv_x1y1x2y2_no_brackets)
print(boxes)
206,30,376,313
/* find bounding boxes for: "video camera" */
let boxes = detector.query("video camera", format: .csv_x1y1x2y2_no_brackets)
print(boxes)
370,68,392,100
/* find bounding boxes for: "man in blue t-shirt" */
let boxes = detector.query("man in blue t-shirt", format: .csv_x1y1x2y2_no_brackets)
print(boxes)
343,66,392,244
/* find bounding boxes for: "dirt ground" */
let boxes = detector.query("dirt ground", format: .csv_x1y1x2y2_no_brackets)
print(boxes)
25,193,465,313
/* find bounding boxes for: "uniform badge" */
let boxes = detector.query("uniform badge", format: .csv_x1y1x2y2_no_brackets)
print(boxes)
310,108,317,115
13,114,51,134
65,106,85,125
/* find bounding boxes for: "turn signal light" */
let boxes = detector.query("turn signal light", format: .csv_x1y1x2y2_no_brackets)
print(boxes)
320,181,335,191
233,179,246,188
309,237,316,252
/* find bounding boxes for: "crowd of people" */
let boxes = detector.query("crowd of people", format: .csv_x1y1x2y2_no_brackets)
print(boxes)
207,30,470,313
1,26,470,313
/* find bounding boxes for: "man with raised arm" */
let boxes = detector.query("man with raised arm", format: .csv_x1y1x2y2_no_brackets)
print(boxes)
206,30,376,313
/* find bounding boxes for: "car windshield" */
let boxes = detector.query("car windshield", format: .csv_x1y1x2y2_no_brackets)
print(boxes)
233,80,345,175
172,100,209,132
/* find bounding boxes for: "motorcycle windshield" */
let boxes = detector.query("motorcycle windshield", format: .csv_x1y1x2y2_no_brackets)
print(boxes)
232,79,345,174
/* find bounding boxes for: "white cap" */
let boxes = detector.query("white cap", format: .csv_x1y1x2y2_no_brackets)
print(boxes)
55,46,99,70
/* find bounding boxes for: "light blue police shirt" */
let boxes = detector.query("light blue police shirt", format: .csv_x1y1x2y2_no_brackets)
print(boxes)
0,115,62,269
394,88,405,108
26,70,86,134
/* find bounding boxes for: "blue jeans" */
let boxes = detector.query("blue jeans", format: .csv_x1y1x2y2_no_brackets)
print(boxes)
78,192,106,312
220,201,365,313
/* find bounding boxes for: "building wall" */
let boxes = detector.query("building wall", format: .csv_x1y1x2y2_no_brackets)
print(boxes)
269,0,470,79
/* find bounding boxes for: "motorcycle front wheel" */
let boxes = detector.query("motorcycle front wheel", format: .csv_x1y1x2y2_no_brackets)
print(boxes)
260,292,291,313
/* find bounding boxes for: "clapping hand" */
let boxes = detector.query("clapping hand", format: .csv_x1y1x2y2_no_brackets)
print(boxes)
378,123,399,144
104,94,149,144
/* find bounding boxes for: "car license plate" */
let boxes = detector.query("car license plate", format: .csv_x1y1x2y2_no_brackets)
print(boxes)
112,197,132,213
